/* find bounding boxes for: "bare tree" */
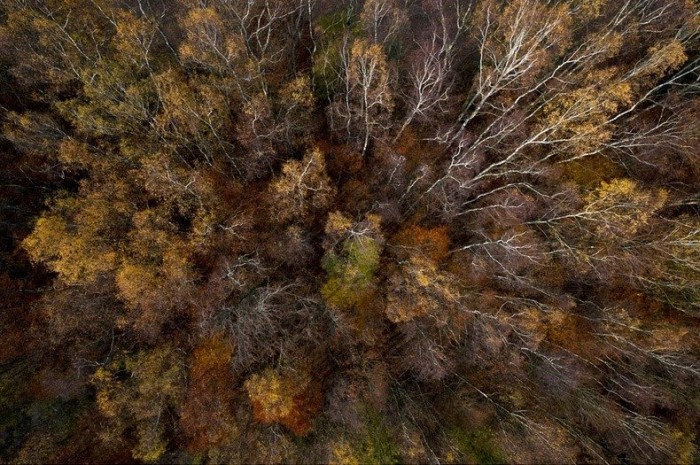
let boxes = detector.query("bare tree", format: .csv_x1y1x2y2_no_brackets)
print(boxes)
330,39,395,154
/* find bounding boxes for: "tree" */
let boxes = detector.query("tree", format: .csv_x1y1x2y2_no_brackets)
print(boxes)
321,212,384,311
55,59,156,139
386,255,459,324
277,75,316,147
22,188,131,285
115,207,196,338
3,111,67,157
0,1,108,101
153,69,237,169
267,147,335,224
3,0,699,462
644,216,700,315
91,345,185,463
528,178,668,282
359,0,407,48
393,0,470,140
330,39,395,154
234,75,315,176
178,5,247,78
180,333,238,455
244,366,322,435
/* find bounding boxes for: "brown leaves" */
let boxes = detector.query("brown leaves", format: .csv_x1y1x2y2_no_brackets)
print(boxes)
181,333,238,453
5,0,700,462
393,225,450,263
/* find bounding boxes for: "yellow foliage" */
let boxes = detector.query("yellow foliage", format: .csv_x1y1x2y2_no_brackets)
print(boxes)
23,195,120,284
127,208,176,260
584,178,668,240
269,148,336,223
325,211,354,237
57,139,97,170
386,256,458,324
330,440,361,465
132,426,167,464
516,307,567,348
178,7,243,71
560,155,623,187
93,367,121,418
245,368,297,421
365,213,382,231
672,429,696,465
154,69,231,139
543,67,633,155
639,40,688,82
570,0,608,22
244,367,319,435
543,37,687,158
112,10,156,66
280,75,315,110
348,39,394,113
116,262,160,307
91,346,184,463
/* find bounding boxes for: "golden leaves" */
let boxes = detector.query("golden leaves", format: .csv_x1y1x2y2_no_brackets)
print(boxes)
325,211,354,237
348,39,395,114
90,346,185,462
542,67,634,155
22,194,121,284
245,368,297,421
584,178,668,240
280,75,315,110
329,440,361,465
115,262,160,307
244,367,320,435
639,40,688,82
154,69,231,140
268,148,336,224
571,0,608,22
178,7,234,70
112,10,156,66
385,255,458,324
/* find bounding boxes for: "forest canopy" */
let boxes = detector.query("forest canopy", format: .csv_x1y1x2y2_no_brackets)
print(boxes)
0,0,699,463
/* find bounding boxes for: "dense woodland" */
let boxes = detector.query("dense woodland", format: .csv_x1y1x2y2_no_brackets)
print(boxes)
0,0,699,463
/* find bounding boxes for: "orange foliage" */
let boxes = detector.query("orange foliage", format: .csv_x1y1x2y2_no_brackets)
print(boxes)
180,333,238,452
393,224,450,263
